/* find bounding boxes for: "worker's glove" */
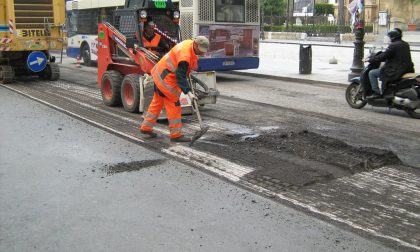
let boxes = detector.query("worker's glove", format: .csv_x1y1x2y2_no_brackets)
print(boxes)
187,91,198,102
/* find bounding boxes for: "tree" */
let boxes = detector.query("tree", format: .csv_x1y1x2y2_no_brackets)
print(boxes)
409,0,420,23
262,0,287,25
338,0,345,33
338,0,345,24
314,3,334,16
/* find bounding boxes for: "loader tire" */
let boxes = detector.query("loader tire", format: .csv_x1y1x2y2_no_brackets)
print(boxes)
0,65,14,84
101,70,122,106
39,63,60,81
121,74,140,113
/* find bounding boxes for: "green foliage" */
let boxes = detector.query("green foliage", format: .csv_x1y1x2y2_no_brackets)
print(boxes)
314,3,335,15
262,0,287,17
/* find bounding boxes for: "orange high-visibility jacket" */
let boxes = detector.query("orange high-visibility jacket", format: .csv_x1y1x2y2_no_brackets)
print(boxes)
142,33,161,54
151,40,198,102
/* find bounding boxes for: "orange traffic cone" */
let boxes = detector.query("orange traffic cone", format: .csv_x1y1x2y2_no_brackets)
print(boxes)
76,56,81,68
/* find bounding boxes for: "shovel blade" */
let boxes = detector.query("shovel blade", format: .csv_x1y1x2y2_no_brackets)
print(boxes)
189,125,209,147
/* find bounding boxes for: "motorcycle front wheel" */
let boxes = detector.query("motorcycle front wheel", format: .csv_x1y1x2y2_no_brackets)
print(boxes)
345,82,367,109
406,108,420,119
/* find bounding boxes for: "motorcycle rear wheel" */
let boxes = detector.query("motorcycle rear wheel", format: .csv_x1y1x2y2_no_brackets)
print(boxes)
346,82,367,109
406,108,420,119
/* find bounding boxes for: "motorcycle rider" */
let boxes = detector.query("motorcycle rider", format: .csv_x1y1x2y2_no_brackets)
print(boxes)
367,28,415,99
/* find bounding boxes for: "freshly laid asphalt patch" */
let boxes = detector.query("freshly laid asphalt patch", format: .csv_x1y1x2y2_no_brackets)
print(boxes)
104,159,167,175
196,129,402,190
244,130,402,173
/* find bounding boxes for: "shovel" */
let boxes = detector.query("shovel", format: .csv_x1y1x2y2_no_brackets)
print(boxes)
189,78,209,147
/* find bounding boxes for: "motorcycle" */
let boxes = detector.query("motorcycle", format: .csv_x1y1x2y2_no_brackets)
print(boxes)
345,51,420,119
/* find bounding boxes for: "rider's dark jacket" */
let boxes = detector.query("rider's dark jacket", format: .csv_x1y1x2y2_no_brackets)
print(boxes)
368,38,415,85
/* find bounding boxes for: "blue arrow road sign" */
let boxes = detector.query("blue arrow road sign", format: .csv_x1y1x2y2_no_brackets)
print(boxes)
27,51,47,72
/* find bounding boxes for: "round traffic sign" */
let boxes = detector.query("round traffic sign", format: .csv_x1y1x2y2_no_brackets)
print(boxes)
27,51,47,72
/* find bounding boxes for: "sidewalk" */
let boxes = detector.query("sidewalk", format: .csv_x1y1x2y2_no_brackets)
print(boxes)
238,32,420,86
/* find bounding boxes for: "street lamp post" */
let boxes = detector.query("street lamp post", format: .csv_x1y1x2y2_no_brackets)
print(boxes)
286,0,290,31
348,3,365,81
260,1,265,40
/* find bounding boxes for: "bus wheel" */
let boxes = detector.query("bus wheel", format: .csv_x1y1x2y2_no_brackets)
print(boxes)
39,63,60,81
121,74,140,113
0,65,14,84
81,44,91,66
101,70,122,106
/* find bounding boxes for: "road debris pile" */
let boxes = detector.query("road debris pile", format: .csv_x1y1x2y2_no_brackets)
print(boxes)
196,129,402,190
244,130,402,173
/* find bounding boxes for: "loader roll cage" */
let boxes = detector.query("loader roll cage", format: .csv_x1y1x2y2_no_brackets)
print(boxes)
113,0,181,59
96,0,192,114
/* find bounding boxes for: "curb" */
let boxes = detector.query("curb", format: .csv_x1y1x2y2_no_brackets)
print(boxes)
260,40,420,52
228,71,346,88
260,40,355,49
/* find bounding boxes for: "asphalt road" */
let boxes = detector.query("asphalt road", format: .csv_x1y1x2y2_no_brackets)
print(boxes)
1,58,419,251
0,87,394,252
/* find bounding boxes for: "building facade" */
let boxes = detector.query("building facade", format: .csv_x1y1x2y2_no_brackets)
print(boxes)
317,0,420,30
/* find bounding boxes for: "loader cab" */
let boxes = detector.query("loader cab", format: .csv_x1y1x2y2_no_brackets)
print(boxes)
114,0,180,57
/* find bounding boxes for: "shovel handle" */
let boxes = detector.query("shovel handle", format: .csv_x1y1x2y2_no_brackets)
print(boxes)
193,98,204,127
188,74,204,128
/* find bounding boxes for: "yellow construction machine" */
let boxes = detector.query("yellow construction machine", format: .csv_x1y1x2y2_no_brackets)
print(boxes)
0,0,65,83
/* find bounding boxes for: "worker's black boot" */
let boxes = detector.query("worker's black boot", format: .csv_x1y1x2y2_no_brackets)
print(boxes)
170,135,191,142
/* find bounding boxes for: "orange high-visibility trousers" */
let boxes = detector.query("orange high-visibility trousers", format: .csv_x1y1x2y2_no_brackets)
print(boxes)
140,91,183,139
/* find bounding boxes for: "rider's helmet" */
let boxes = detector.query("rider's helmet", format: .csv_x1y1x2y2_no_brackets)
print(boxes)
387,28,402,42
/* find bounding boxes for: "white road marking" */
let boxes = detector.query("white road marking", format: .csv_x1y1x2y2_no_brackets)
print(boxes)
1,84,145,143
162,145,254,181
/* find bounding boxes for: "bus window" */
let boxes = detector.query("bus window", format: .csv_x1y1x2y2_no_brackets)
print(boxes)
215,0,245,23
77,9,100,35
126,0,144,8
66,11,78,37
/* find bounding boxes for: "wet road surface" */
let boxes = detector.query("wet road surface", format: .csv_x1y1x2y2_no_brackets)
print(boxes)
1,62,419,251
0,87,396,252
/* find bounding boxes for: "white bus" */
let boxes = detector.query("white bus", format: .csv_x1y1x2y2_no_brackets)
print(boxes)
65,0,125,65
66,0,260,70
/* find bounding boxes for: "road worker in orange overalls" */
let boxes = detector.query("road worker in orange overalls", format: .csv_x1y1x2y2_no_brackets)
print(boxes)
140,36,209,142
142,20,169,56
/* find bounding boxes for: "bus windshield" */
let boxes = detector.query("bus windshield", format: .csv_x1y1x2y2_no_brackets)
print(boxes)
66,10,78,37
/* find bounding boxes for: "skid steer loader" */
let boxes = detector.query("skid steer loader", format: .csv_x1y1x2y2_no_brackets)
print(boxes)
97,0,219,116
